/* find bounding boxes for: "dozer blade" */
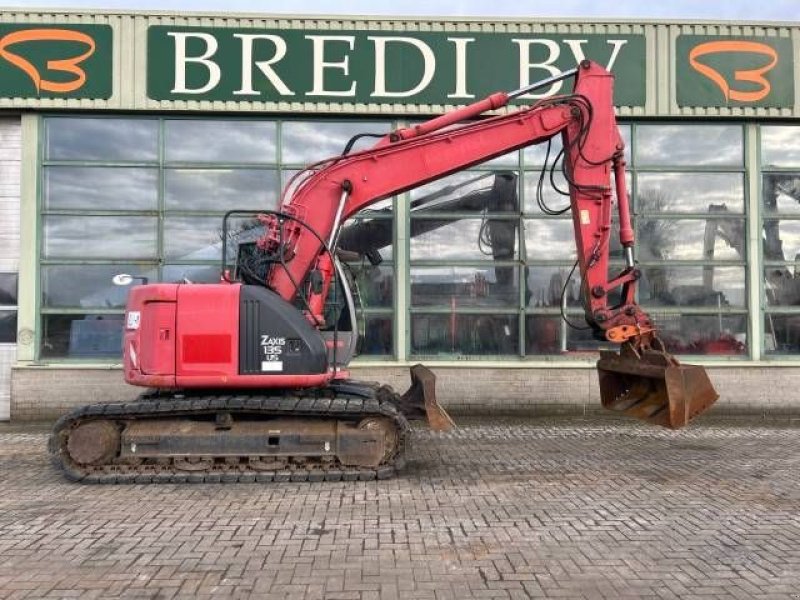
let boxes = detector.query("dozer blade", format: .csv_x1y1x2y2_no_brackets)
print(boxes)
597,344,718,429
395,364,455,431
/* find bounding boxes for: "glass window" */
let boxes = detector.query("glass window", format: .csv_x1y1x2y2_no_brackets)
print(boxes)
358,315,393,357
764,267,800,307
524,219,576,260
410,265,519,309
282,121,391,165
42,265,156,309
0,310,16,343
765,315,800,354
763,174,800,215
44,167,159,211
162,264,222,284
655,314,747,355
636,219,743,262
165,169,280,212
41,314,124,358
346,263,393,309
46,118,158,161
635,125,742,167
410,218,519,261
0,273,17,305
761,126,800,168
525,315,616,355
525,265,583,308
43,216,158,260
410,171,520,214
525,124,632,166
637,173,744,214
637,265,745,308
763,219,800,261
410,313,518,356
165,120,277,163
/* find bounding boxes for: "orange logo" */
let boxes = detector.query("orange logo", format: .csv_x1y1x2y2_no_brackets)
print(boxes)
0,28,95,93
689,40,778,102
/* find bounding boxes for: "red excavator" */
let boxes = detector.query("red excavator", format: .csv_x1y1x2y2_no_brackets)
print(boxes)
49,61,718,483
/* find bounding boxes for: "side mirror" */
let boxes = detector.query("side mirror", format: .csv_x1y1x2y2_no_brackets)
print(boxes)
112,273,134,286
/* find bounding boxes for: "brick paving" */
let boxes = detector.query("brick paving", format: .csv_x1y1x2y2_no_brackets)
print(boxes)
0,417,799,599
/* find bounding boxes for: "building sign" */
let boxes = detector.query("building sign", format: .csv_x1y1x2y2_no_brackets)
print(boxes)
147,27,646,106
0,24,112,99
676,35,794,108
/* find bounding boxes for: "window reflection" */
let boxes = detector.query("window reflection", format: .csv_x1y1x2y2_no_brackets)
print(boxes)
46,118,158,161
166,120,277,163
526,266,582,308
0,310,16,343
164,215,252,261
524,219,576,260
637,266,745,308
765,315,800,354
0,273,17,305
162,264,221,284
43,264,157,308
763,219,800,262
165,169,280,212
410,265,518,308
761,126,800,168
654,314,746,355
43,216,157,260
410,171,519,214
338,217,395,262
524,124,632,166
41,314,124,358
45,167,158,211
763,174,800,215
358,315,393,356
635,125,742,167
525,315,616,354
411,313,518,356
345,263,393,309
637,173,744,214
410,218,518,261
636,218,743,261
764,267,800,307
282,121,391,165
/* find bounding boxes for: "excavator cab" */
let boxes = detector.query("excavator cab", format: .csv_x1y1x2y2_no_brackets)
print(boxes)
597,338,718,429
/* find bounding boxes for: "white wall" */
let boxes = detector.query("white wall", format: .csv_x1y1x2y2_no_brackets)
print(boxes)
0,117,21,421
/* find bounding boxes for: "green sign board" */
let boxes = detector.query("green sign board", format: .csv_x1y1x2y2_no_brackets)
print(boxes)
0,24,112,99
676,35,794,108
147,27,646,106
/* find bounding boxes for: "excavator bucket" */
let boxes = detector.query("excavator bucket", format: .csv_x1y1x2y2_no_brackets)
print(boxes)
597,344,718,429
395,364,455,431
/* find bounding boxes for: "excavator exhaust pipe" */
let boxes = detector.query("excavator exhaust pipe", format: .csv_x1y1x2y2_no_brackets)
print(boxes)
597,343,718,429
395,364,455,431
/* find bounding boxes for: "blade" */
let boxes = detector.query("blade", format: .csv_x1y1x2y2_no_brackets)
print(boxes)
396,364,455,431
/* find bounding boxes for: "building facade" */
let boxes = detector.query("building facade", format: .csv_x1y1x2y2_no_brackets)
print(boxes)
2,9,800,420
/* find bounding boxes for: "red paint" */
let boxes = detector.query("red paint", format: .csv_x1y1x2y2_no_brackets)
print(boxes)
182,335,232,364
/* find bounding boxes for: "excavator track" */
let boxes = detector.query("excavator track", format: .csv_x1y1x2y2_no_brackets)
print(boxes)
49,383,410,484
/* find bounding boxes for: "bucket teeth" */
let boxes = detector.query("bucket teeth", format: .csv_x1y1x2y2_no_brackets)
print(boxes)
395,364,455,431
597,347,718,429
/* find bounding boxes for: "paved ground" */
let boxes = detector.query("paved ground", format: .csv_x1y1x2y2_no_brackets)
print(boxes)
0,417,799,600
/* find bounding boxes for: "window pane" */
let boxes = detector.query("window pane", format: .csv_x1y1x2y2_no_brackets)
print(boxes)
636,219,743,261
339,218,395,261
635,125,742,167
637,266,745,308
525,315,616,355
764,267,800,307
46,118,158,161
164,216,226,261
410,265,518,308
43,216,157,259
524,124,632,166
44,167,158,211
42,264,156,309
0,310,16,343
763,219,800,262
637,173,744,214
765,315,800,354
523,170,570,214
41,314,124,358
410,218,518,261
358,314,393,356
653,314,746,355
166,120,277,163
162,264,221,284
165,169,280,212
526,265,582,308
761,126,800,168
763,174,800,214
410,313,518,356
524,219,576,260
0,273,17,305
346,263,393,309
410,171,519,214
282,121,391,165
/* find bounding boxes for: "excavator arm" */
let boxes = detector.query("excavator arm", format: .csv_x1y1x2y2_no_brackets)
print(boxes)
254,60,717,429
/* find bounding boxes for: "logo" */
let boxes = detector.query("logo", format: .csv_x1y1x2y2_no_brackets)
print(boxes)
676,35,793,108
0,24,112,99
689,40,777,103
0,29,95,93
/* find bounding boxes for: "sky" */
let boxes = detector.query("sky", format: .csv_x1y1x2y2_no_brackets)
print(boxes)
4,0,800,22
